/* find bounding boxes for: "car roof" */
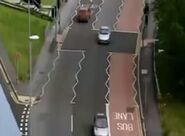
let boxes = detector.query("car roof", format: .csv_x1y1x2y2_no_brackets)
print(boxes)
100,26,110,29
95,114,108,128
79,4,90,10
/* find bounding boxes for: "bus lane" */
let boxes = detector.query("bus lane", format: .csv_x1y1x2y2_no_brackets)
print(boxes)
116,0,145,32
109,53,143,136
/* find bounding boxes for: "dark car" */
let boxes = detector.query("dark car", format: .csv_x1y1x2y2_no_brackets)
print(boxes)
77,4,91,22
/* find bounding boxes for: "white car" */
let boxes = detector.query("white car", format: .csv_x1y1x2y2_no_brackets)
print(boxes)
94,113,108,136
98,26,111,44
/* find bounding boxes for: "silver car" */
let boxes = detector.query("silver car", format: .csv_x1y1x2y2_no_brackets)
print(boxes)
94,113,108,136
98,26,111,44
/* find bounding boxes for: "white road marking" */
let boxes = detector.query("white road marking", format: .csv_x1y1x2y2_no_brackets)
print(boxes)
106,103,111,136
69,0,81,28
92,0,104,29
59,49,85,53
0,64,9,83
111,29,138,33
113,0,125,30
132,55,144,136
71,51,85,104
105,52,112,103
25,123,28,126
71,114,74,133
21,115,25,118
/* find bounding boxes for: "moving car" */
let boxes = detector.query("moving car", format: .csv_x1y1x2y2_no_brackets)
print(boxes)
77,4,91,22
98,26,111,44
94,113,108,136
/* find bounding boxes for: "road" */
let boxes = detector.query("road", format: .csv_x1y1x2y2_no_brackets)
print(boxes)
30,0,143,136
0,68,26,135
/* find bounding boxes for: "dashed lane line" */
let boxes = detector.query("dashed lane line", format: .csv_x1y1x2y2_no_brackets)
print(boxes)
19,104,30,136
71,114,74,133
106,103,111,136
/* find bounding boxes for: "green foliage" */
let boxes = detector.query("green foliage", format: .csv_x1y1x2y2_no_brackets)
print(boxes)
0,6,47,80
154,0,185,99
160,98,185,136
41,0,55,5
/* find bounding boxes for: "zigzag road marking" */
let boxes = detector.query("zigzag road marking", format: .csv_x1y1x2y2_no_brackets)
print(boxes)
113,0,125,30
70,51,85,104
92,0,104,29
105,52,112,103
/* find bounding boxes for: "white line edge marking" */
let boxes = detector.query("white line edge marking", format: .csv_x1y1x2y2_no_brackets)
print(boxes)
71,114,73,133
132,55,144,136
106,103,111,136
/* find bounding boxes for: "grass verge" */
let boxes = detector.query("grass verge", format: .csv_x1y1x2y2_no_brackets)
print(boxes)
157,53,185,136
160,98,185,136
42,0,55,5
0,6,48,80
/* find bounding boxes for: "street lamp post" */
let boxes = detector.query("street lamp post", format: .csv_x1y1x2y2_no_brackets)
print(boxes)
29,35,39,106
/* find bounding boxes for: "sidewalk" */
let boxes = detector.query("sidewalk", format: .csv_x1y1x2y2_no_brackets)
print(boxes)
139,1,162,135
0,0,78,97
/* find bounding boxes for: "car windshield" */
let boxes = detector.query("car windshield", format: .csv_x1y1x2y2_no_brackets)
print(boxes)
100,28,109,35
95,118,108,128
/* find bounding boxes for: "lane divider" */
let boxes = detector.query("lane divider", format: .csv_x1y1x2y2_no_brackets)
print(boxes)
92,0,104,29
68,0,81,28
40,26,70,99
105,52,112,103
113,0,125,30
106,103,111,136
71,114,74,133
137,0,145,33
70,51,85,104
132,55,144,136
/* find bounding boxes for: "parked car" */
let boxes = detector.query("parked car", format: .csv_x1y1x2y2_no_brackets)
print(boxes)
98,26,111,44
77,4,91,22
94,113,108,136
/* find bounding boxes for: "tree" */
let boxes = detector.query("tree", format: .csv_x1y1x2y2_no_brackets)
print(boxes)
154,0,185,99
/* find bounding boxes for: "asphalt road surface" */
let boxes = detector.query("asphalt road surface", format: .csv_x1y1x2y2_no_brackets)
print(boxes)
30,52,83,136
0,70,25,135
30,0,139,135
72,49,108,136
